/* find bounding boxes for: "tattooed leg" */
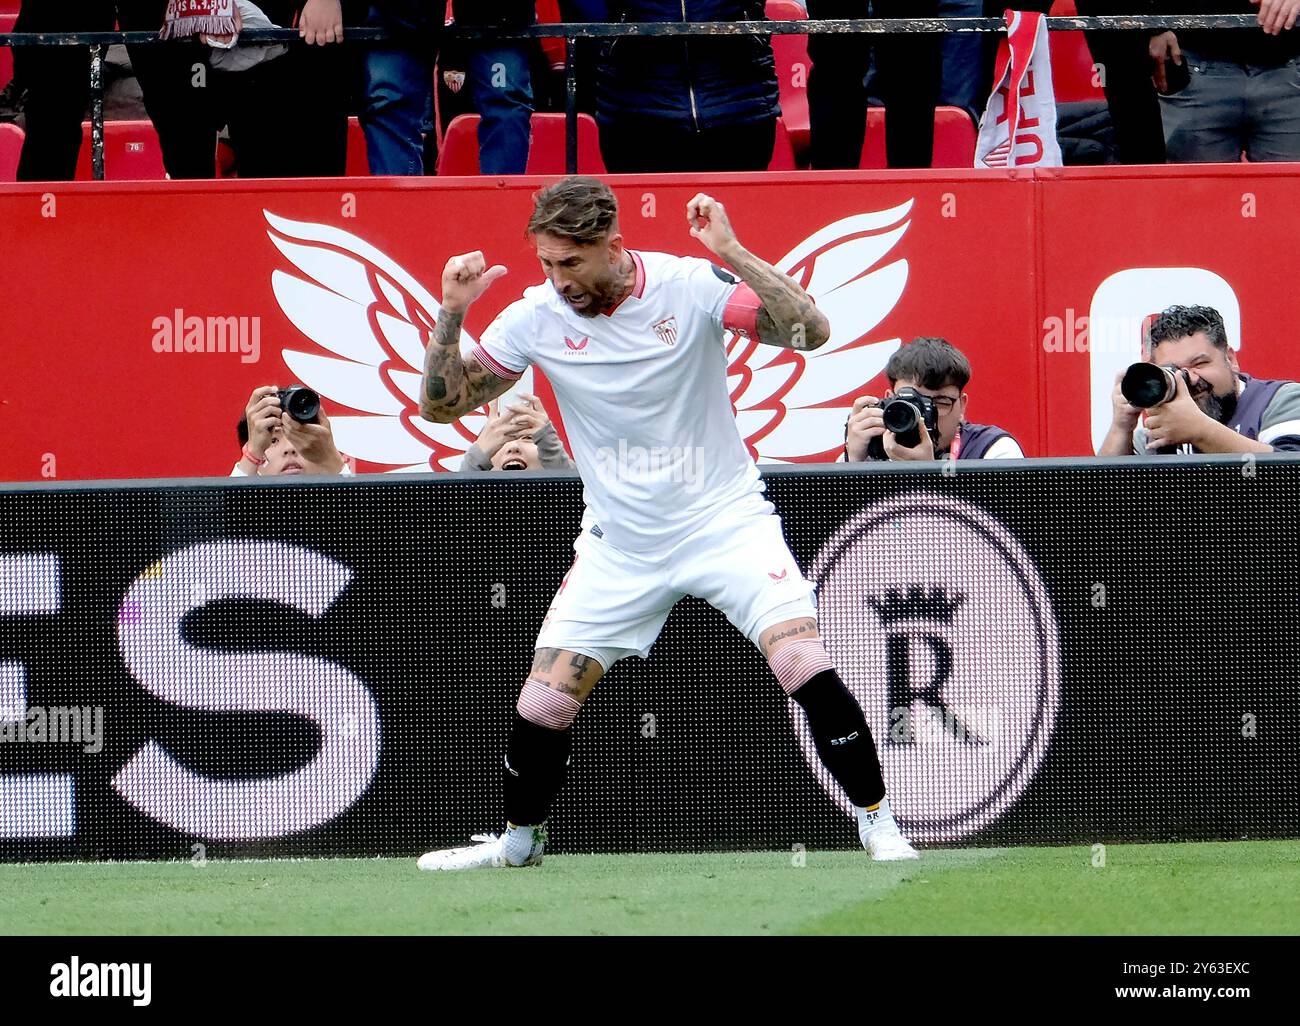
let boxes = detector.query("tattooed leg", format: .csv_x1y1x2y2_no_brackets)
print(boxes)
503,648,605,828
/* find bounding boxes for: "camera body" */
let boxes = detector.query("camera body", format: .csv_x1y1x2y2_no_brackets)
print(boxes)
277,386,321,424
1121,363,1188,409
866,387,942,461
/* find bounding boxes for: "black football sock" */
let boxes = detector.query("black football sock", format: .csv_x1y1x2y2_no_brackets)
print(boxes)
790,668,886,808
502,712,573,827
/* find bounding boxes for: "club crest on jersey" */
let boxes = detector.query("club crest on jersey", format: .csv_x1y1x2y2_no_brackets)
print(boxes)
563,335,590,355
652,316,679,347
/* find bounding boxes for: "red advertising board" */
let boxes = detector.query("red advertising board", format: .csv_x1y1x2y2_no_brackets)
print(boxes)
1,166,1297,481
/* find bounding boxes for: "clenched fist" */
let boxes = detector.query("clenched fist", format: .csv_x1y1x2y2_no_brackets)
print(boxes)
440,251,508,315
686,193,741,260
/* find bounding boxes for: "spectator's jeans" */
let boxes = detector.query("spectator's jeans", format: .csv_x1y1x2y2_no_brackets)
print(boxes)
469,44,534,175
1161,50,1300,163
361,4,433,176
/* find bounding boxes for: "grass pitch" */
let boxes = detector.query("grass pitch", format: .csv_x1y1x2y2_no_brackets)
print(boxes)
2,840,1297,935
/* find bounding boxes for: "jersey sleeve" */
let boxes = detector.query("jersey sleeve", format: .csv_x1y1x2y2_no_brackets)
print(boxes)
1258,381,1300,451
472,300,532,380
684,257,763,341
984,435,1025,459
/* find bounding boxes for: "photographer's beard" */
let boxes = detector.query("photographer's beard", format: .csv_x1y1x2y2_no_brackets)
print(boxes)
1191,377,1239,425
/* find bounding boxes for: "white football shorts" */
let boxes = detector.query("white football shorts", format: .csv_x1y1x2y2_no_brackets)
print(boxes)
534,509,818,672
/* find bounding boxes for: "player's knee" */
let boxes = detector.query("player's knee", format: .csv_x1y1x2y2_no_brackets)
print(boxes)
516,677,584,730
768,638,835,696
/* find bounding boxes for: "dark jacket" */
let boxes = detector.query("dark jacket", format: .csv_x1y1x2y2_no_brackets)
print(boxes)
1146,1,1300,66
596,1,780,129
450,1,537,26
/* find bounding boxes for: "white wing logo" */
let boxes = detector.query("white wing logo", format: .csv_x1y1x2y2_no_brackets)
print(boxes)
729,199,912,463
264,210,533,472
265,201,910,470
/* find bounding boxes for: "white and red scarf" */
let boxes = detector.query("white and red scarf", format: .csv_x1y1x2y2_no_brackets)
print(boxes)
975,10,1063,169
160,0,238,39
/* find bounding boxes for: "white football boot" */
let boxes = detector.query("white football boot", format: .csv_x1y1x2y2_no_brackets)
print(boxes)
857,798,920,861
417,824,546,871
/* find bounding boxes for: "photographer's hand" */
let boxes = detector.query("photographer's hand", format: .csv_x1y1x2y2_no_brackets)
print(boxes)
242,385,282,468
1098,371,1142,456
281,408,345,474
883,423,936,461
1142,373,1214,451
845,396,885,462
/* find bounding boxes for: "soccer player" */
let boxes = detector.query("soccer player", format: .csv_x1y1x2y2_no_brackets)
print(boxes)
417,177,918,869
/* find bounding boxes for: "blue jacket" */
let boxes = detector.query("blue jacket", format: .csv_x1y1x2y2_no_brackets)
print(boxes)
597,1,781,129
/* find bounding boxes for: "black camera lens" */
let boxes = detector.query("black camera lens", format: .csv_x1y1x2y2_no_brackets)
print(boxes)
278,386,321,423
1121,364,1177,408
881,399,923,448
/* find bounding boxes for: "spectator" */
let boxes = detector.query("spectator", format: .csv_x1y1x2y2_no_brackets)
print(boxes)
1148,0,1300,162
234,385,351,475
1075,0,1166,164
203,0,363,178
1098,305,1300,455
360,1,443,175
807,1,941,169
13,0,217,181
594,1,780,173
460,394,576,470
939,0,985,118
440,1,538,174
844,337,1025,462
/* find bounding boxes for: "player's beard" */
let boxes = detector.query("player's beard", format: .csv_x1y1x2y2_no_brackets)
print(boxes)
563,264,629,318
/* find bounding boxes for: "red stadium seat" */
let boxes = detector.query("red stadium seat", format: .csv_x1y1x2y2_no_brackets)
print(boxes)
436,112,606,175
1,12,16,92
74,120,168,180
0,121,21,181
768,116,798,171
767,0,810,161
1050,31,1104,103
859,105,977,169
346,116,370,176
1047,1,1105,103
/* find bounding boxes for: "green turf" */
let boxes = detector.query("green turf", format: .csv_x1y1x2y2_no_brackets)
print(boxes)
2,841,1297,935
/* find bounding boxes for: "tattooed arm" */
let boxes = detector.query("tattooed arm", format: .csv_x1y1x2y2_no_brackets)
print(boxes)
419,251,518,423
686,193,831,351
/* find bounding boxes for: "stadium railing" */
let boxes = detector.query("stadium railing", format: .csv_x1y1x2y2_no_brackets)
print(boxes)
0,14,1273,179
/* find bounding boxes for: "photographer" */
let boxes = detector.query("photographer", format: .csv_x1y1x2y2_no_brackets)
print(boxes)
1099,305,1300,456
233,384,352,476
844,337,1024,462
460,393,576,471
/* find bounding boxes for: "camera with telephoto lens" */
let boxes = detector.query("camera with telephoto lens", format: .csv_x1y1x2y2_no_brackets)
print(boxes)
1121,363,1189,409
277,385,321,423
866,387,942,461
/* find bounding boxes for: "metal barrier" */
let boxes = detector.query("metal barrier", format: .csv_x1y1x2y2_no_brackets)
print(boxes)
0,15,1272,177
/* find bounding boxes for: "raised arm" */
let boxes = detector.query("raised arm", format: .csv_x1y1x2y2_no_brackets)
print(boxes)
420,251,517,424
686,193,831,351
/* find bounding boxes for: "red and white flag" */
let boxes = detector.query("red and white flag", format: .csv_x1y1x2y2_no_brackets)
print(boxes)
975,10,1063,169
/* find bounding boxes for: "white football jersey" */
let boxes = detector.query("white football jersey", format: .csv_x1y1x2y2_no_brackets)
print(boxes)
476,250,773,555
